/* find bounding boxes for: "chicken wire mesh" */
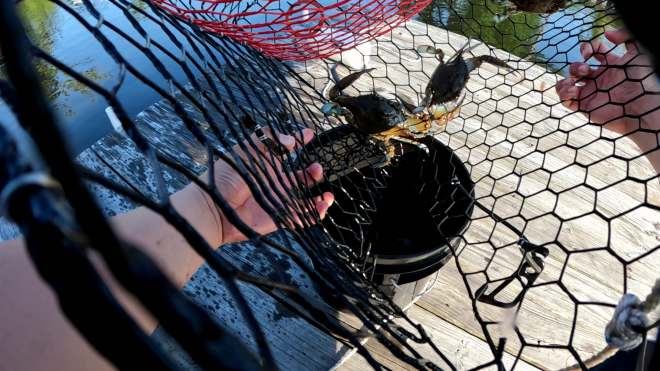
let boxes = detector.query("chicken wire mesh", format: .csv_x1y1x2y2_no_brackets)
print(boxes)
0,0,659,371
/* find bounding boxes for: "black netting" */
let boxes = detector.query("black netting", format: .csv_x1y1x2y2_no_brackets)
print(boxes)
1,0,659,370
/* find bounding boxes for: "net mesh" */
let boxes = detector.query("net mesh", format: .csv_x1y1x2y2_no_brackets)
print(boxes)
151,0,432,61
0,0,659,370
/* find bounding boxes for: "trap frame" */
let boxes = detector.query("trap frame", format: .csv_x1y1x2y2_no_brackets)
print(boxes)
0,0,659,370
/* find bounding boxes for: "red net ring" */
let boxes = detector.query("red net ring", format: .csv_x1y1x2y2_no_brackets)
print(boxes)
280,0,325,39
151,0,432,61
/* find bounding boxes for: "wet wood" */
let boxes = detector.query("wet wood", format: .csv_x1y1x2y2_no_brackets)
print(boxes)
88,93,356,368
0,98,355,371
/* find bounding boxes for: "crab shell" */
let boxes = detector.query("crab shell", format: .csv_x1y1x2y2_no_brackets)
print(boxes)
507,0,570,13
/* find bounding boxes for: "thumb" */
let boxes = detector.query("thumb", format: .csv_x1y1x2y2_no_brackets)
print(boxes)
604,28,633,46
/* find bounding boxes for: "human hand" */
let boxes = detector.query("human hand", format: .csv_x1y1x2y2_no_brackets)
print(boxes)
203,127,334,245
555,28,660,136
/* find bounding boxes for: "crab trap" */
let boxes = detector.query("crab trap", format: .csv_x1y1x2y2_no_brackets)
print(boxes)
1,0,660,370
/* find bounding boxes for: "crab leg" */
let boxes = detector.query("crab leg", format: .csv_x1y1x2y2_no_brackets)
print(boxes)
390,135,429,155
371,140,396,168
417,45,446,61
493,8,520,23
447,38,484,63
328,62,375,100
418,38,481,62
394,93,421,121
491,0,513,6
403,116,430,138
465,55,520,76
321,102,355,125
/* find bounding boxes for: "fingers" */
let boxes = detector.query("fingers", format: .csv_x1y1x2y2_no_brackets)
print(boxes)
581,28,637,66
580,39,617,64
555,76,580,111
292,128,315,147
283,191,335,228
604,28,633,47
316,201,329,220
604,28,644,60
295,162,324,187
314,192,335,220
247,127,291,156
568,62,594,79
248,127,315,157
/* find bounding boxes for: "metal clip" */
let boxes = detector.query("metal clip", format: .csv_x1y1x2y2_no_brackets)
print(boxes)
475,238,547,309
517,237,549,272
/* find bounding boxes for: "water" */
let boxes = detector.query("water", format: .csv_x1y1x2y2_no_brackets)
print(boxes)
0,0,625,156
0,0,220,156
415,0,625,76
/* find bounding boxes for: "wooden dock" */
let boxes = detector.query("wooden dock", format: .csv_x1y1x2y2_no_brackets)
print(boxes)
2,19,659,371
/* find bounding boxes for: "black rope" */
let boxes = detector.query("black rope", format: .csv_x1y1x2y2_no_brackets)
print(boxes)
2,0,660,370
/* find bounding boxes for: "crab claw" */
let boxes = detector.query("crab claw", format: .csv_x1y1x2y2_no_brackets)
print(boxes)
432,104,449,122
433,93,466,124
372,151,394,168
273,108,290,124
372,155,392,168
328,63,375,100
412,97,429,115
492,8,520,24
264,137,289,157
491,0,513,5
493,14,507,23
465,55,520,77
394,94,417,115
418,45,445,61
321,102,342,116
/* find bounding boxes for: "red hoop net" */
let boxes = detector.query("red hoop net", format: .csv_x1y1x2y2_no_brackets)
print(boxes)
152,0,431,61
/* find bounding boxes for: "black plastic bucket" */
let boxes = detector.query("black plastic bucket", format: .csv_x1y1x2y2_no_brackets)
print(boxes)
298,125,474,307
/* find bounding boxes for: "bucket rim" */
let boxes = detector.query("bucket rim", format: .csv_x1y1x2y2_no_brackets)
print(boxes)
365,137,475,262
299,124,475,264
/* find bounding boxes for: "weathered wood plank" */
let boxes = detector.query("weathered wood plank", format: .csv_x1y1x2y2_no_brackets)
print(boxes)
127,78,367,339
284,20,660,370
4,18,659,371
0,65,359,371
99,92,357,368
399,21,659,370
219,237,365,333
0,148,142,241
180,262,351,371
338,304,541,371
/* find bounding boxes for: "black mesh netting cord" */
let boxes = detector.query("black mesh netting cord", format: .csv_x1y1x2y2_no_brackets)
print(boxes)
1,0,660,370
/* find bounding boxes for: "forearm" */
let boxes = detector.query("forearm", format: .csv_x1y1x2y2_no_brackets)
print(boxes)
0,181,222,371
108,181,223,290
631,130,660,174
